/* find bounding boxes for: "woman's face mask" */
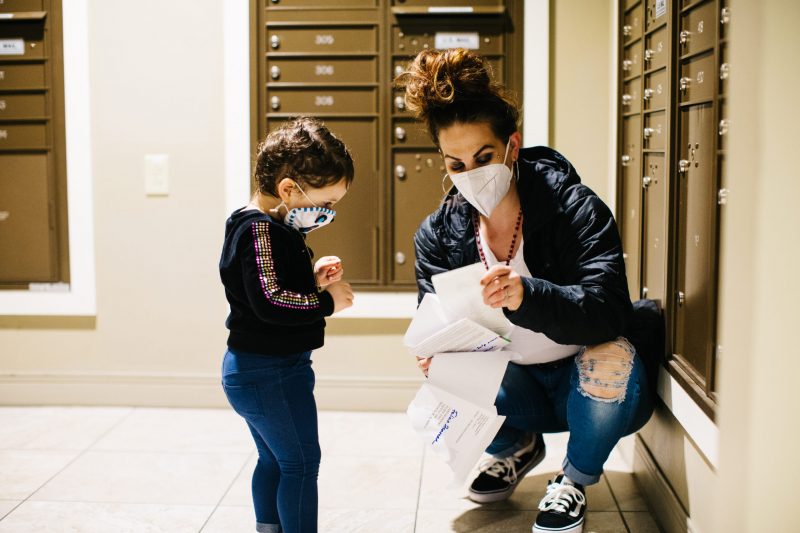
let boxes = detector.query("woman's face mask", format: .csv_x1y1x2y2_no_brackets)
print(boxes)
447,140,513,217
271,181,336,234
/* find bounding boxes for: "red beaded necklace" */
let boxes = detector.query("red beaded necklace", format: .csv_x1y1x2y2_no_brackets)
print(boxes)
473,206,524,269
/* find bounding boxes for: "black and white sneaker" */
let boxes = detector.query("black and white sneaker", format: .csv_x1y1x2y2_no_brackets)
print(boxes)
468,433,546,503
532,474,586,533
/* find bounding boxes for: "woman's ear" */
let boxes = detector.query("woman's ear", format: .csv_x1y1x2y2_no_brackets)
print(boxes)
276,177,296,203
509,131,522,162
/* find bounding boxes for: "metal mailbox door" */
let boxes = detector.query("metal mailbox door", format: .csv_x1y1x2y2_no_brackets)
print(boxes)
267,57,377,84
679,52,715,103
641,153,667,303
267,25,377,54
679,1,716,58
644,26,668,71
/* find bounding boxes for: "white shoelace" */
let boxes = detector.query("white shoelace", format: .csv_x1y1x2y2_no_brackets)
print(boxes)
538,480,586,514
478,455,520,483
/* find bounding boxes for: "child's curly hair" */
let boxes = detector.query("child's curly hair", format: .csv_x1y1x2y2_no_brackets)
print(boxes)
254,117,354,196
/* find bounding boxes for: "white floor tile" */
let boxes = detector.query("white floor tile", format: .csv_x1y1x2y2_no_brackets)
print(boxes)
0,451,78,500
0,501,20,520
318,411,423,458
31,451,249,505
0,501,212,533
92,408,253,454
319,508,416,533
0,407,131,451
318,455,422,510
200,505,254,533
220,455,256,507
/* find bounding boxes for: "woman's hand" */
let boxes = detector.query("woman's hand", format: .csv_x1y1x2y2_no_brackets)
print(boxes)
480,264,524,311
315,256,343,288
416,356,432,377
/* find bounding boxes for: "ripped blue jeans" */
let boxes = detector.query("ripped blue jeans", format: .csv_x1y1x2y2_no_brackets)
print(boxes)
486,338,654,486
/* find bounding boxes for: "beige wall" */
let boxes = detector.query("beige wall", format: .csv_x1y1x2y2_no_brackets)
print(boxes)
550,0,614,203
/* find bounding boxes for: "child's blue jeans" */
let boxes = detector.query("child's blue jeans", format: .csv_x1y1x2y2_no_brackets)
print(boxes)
487,345,655,486
222,349,319,533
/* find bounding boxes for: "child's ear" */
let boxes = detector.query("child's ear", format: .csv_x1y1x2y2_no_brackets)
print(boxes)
276,177,296,202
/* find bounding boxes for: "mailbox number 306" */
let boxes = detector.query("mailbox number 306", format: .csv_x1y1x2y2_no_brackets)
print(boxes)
315,34,335,45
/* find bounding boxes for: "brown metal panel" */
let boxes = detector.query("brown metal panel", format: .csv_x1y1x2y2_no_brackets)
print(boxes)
643,68,667,110
267,0,376,7
267,26,377,54
624,0,640,11
643,110,665,150
266,87,376,114
0,154,56,282
0,92,46,118
679,51,714,103
297,118,380,284
392,56,503,83
0,123,46,149
0,19,45,59
679,1,716,57
641,153,667,303
645,0,668,30
0,62,46,89
674,103,716,382
644,25,668,71
621,78,641,114
392,118,433,147
622,40,642,79
718,98,728,151
391,150,446,283
0,0,43,12
392,23,504,56
267,57,377,83
391,0,502,6
620,114,642,298
622,6,643,44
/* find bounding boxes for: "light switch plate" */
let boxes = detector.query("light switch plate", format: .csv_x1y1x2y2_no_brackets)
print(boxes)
144,154,169,196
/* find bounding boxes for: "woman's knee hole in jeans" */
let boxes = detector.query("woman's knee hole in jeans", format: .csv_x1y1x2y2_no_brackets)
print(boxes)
575,338,635,403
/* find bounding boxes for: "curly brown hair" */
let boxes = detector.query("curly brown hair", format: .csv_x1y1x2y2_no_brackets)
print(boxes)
253,117,354,196
394,48,520,146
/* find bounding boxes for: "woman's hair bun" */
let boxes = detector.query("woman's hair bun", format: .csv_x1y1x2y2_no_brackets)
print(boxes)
396,48,499,121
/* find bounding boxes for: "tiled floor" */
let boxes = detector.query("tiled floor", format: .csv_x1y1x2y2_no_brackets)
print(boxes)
0,407,661,532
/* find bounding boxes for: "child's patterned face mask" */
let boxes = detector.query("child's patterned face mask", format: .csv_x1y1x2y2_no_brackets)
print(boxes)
271,181,336,234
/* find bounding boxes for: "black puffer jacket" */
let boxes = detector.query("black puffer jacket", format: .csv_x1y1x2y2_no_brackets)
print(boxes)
413,146,632,347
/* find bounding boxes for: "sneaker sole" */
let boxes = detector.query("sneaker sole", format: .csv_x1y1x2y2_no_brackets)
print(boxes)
532,517,584,533
467,441,546,503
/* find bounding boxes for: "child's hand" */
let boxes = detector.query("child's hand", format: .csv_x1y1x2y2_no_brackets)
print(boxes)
326,281,354,314
315,256,343,288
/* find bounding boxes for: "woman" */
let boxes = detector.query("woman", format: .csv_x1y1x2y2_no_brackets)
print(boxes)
396,49,655,533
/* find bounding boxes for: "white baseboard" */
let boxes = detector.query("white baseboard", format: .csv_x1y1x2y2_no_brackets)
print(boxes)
0,373,420,411
634,434,701,533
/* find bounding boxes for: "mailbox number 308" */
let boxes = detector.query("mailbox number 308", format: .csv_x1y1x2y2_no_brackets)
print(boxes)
315,34,335,45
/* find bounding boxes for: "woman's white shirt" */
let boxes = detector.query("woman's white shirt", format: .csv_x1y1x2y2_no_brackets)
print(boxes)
478,229,581,364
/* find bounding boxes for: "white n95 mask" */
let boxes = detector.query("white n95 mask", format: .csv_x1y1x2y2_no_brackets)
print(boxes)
270,180,336,234
449,141,513,217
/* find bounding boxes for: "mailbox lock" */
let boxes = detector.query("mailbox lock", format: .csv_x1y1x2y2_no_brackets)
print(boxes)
621,94,633,106
270,65,281,80
679,159,690,173
643,127,654,138
642,287,649,298
394,126,406,141
677,291,685,306
721,7,731,25
394,96,406,111
395,165,407,180
720,63,730,80
679,30,690,45
644,88,654,100
394,65,404,78
270,35,280,49
644,49,654,62
718,188,730,205
395,252,406,265
621,154,631,166
271,96,280,110
679,77,691,92
623,25,632,36
642,176,653,188
718,119,729,136
622,59,633,71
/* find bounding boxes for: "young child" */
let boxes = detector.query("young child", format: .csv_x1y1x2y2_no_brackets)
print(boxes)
219,117,355,533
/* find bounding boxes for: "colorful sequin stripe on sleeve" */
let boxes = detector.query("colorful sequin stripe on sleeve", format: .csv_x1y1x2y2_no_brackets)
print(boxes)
251,221,321,310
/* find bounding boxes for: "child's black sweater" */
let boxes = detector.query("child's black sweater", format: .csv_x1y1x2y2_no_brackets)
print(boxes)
219,208,334,355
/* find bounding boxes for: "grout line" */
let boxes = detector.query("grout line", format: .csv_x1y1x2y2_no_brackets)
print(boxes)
197,449,256,532
411,443,426,533
602,473,632,533
0,407,137,521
